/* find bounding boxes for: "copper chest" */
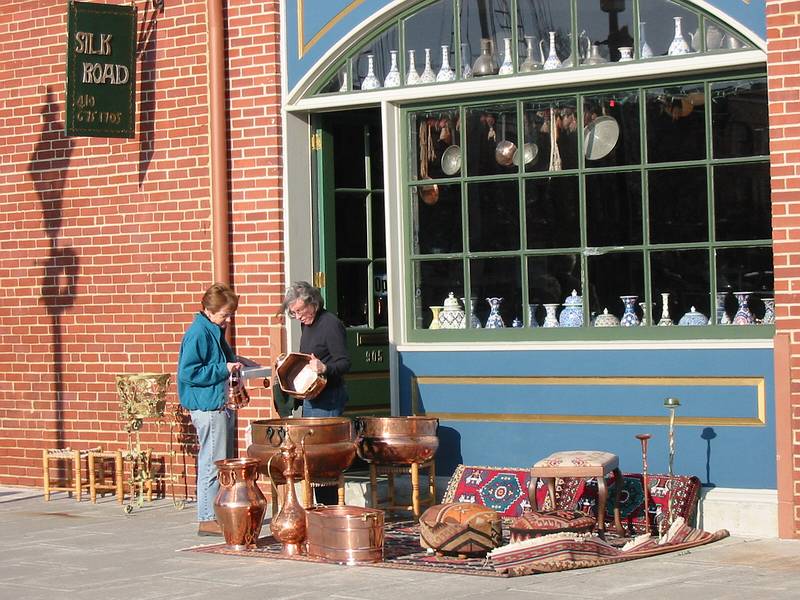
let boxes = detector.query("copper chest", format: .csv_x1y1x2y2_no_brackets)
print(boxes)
305,505,385,564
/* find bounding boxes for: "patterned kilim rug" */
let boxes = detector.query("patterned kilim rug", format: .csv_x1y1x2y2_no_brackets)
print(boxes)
182,518,728,578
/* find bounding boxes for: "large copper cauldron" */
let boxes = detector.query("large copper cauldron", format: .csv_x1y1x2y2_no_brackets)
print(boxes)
247,418,356,484
355,416,439,465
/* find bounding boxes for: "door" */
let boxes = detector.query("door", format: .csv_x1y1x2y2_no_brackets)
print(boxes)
314,109,390,416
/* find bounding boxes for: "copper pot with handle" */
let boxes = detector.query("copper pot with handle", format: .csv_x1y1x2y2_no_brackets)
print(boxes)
354,416,439,465
247,417,356,484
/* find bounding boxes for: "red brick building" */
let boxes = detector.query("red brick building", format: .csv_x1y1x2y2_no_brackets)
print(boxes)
1,0,798,538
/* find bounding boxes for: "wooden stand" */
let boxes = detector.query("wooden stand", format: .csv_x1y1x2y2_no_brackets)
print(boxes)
369,459,436,518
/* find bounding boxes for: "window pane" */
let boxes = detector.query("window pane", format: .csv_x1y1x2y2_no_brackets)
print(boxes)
522,98,579,172
468,180,520,252
586,171,643,247
645,84,706,163
637,1,698,58
410,109,460,181
460,0,513,78
318,67,346,94
528,254,582,325
337,262,369,327
352,26,399,91
332,115,365,188
369,120,384,188
516,0,572,70
583,90,640,167
714,163,770,241
716,247,774,321
651,249,710,323
587,252,644,319
412,183,462,255
577,0,634,63
373,262,389,328
372,192,386,259
336,192,367,258
525,176,579,249
414,259,464,329
648,167,708,244
469,256,522,328
466,103,518,177
405,0,454,82
711,78,769,158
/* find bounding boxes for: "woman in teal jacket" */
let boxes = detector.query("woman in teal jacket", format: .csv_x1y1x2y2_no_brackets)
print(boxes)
177,283,241,536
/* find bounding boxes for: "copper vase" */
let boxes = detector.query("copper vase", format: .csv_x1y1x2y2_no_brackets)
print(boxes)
213,457,268,549
269,440,307,555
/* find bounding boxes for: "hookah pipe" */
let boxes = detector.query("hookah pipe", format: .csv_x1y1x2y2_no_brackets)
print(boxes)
635,433,652,535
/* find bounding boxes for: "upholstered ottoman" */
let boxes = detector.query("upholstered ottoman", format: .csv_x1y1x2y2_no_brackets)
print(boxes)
509,510,596,543
419,502,502,557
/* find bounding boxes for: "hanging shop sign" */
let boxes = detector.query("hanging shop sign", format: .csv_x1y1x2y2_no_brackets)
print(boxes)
66,1,136,138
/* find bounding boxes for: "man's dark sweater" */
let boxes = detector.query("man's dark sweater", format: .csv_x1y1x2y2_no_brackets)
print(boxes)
300,309,351,389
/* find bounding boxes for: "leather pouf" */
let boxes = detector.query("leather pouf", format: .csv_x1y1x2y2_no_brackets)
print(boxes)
419,502,502,556
509,509,596,542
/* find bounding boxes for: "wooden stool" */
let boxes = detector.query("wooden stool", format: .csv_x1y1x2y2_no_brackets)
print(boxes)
529,450,624,539
369,459,436,518
87,450,124,504
303,475,345,508
42,447,99,501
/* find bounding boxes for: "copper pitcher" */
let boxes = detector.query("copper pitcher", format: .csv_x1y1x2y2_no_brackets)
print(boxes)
213,457,268,549
269,439,307,555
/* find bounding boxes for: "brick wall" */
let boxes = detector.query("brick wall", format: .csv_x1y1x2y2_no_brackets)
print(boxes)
0,0,283,496
767,0,800,537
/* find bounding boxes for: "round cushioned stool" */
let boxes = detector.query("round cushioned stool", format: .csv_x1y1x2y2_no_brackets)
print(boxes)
509,509,596,543
419,502,502,558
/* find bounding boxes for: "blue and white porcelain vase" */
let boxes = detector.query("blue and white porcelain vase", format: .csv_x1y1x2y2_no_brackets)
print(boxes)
640,22,653,58
436,45,455,82
762,298,775,325
542,31,562,70
511,317,523,328
461,297,481,328
714,292,731,325
594,308,619,327
733,291,754,325
406,49,421,85
619,295,640,327
420,48,436,83
383,50,401,87
668,16,691,56
678,306,707,326
542,303,560,328
658,292,674,326
485,297,505,328
439,292,465,329
559,289,583,327
527,303,540,328
361,54,381,90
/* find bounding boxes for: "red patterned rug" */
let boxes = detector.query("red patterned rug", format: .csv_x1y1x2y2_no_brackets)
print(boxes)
183,517,728,578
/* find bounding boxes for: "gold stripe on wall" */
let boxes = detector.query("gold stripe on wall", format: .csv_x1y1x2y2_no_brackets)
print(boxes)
410,375,766,427
297,0,367,59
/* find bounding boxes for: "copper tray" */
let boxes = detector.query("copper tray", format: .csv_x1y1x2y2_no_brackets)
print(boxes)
305,505,384,564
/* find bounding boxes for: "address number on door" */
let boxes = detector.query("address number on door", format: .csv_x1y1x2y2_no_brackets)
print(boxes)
364,350,384,363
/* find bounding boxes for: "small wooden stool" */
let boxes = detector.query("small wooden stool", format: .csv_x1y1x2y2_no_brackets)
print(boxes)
529,450,624,539
87,450,124,504
42,447,99,501
303,476,346,508
369,459,436,518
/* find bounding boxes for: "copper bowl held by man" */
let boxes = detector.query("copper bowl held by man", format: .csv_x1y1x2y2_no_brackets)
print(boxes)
355,416,439,465
247,417,356,484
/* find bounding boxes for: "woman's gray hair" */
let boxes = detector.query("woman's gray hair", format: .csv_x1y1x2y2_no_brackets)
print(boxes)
280,281,324,314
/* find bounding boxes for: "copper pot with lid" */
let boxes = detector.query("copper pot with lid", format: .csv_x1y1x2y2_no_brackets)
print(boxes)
355,416,439,465
247,417,356,484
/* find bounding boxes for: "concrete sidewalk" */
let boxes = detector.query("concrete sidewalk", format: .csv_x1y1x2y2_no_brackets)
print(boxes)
1,485,799,600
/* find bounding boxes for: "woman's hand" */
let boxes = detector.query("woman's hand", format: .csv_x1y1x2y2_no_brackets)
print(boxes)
309,354,326,375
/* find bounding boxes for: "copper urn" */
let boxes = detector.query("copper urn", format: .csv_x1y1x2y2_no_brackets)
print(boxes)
355,416,439,465
213,457,268,549
247,417,356,484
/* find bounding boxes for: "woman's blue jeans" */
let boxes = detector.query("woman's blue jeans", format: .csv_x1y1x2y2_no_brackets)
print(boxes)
190,408,235,522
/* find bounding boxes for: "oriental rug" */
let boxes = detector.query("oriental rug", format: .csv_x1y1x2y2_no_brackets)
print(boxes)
183,517,728,578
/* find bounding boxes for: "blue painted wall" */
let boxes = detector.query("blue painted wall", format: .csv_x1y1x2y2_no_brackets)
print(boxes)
285,0,767,91
398,347,776,489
